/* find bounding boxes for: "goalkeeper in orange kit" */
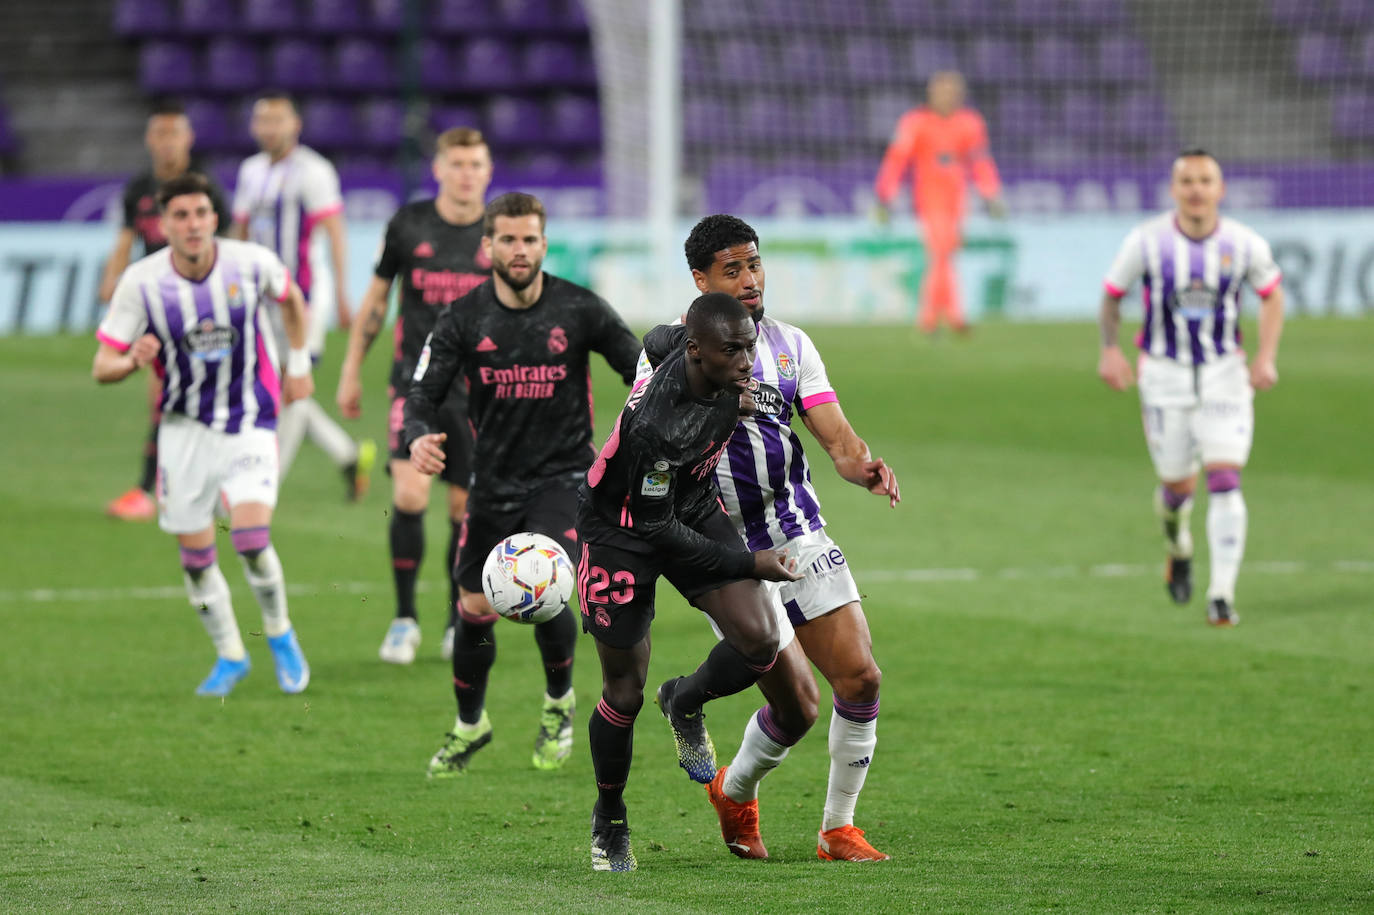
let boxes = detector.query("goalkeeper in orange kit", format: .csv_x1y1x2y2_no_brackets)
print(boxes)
874,71,1005,334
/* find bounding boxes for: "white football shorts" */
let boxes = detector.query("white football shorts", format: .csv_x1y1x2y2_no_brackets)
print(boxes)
1137,352,1254,481
705,527,862,650
157,414,279,534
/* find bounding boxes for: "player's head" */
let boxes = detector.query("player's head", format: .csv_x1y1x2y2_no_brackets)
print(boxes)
927,71,966,115
145,99,194,172
250,92,301,158
157,172,219,261
1170,148,1225,223
433,126,493,209
684,292,756,395
482,192,547,292
685,214,764,319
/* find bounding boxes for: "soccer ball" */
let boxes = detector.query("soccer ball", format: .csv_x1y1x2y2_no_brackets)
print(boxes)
481,532,575,624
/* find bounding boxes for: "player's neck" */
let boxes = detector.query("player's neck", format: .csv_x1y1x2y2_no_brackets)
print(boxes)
493,273,543,310
1175,212,1219,240
435,194,483,226
153,156,190,182
267,142,296,164
683,361,725,400
171,243,217,281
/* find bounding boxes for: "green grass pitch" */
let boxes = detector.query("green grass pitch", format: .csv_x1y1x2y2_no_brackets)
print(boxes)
1,319,1371,912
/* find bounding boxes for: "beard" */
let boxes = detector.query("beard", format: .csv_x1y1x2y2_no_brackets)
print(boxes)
493,258,542,291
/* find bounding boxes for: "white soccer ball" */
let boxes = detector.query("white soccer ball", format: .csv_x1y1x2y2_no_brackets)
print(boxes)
481,532,575,624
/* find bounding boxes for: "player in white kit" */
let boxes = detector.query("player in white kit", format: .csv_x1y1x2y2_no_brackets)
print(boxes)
93,173,314,696
1098,149,1285,626
232,92,373,499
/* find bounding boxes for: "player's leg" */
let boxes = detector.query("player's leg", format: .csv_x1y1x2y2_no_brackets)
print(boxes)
223,427,308,693
380,391,431,662
297,396,367,497
159,416,248,695
440,486,469,660
107,373,162,521
919,212,960,333
1139,358,1200,604
1197,358,1253,625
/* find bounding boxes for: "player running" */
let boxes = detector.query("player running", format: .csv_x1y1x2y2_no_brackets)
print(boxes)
92,173,312,697
577,293,802,872
659,216,900,862
1098,148,1285,627
875,70,1005,335
337,127,493,664
231,91,373,502
100,100,231,522
404,192,641,776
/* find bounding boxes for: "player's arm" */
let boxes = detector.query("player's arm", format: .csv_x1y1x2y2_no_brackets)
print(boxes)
98,228,136,303
873,110,917,212
967,111,1004,214
278,276,314,405
92,273,158,383
228,219,248,241
1098,229,1143,391
595,298,650,383
318,209,352,329
93,336,160,383
800,402,900,508
1251,283,1284,390
402,308,466,475
336,275,392,418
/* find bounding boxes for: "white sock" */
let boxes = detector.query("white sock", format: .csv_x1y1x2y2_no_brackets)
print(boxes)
301,397,360,468
1153,487,1194,558
1206,488,1247,601
239,544,291,637
822,702,878,832
722,708,793,802
185,564,245,661
276,400,309,475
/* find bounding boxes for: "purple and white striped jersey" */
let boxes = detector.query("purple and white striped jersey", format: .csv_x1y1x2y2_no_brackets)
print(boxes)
1104,212,1281,366
231,144,342,300
635,315,838,550
97,239,293,433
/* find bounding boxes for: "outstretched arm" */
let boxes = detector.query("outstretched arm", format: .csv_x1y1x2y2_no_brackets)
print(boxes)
1097,290,1134,391
1251,285,1284,390
336,275,393,418
800,401,900,508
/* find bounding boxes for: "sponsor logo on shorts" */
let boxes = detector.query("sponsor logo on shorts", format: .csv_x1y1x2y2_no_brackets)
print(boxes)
810,547,847,577
640,471,671,497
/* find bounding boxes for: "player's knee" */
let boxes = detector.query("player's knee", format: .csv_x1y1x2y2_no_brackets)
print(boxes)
601,680,644,718
392,479,429,513
1206,468,1241,493
779,676,820,734
231,527,271,568
458,592,498,625
180,544,216,582
833,661,883,705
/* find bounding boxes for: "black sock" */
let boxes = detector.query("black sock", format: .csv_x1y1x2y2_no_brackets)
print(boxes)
533,606,576,698
673,639,774,714
590,698,637,820
446,519,462,629
453,617,496,724
389,507,424,620
138,423,158,493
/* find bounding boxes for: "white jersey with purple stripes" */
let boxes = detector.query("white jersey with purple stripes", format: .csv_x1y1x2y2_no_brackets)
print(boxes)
1104,212,1281,367
633,314,837,551
98,239,293,433
231,144,342,301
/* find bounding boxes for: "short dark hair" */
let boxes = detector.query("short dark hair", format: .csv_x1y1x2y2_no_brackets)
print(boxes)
684,214,759,273
685,291,750,336
1177,147,1213,160
482,192,546,236
156,172,216,211
148,98,187,119
254,90,298,114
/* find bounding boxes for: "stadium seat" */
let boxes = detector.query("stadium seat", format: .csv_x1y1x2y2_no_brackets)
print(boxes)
269,38,330,91
560,0,589,32
905,37,963,82
548,93,600,145
946,0,1003,30
690,0,752,28
495,0,559,33
182,97,233,150
455,38,521,90
113,0,173,37
683,97,733,144
1114,90,1174,145
1095,36,1153,84
878,0,946,29
1332,0,1374,28
778,36,832,87
419,39,457,92
139,41,199,93
304,0,365,33
433,0,497,34
843,35,900,85
428,102,484,135
299,96,357,147
995,90,1049,139
204,38,261,92
1072,0,1127,27
523,40,590,87
355,97,406,148
1295,32,1353,81
1331,90,1374,138
243,0,299,33
714,38,776,85
739,96,785,142
485,95,546,144
865,90,916,143
178,0,237,35
805,93,857,141
1359,31,1374,77
967,36,1027,84
368,0,407,32
1059,91,1106,139
1008,0,1072,28
1030,35,1092,84
334,38,397,91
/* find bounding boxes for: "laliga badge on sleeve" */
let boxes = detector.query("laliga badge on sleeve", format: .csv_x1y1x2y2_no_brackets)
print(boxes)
640,470,671,497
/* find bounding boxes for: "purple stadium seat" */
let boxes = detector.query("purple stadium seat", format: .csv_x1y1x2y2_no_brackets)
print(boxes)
1332,0,1374,28
243,0,300,34
562,0,589,32
305,0,365,33
456,38,520,90
205,38,261,92
434,0,497,34
946,0,1002,29
906,37,962,82
1072,0,1127,28
1114,91,1172,144
523,40,586,86
996,91,1049,139
418,39,455,91
334,38,397,91
548,93,600,144
805,93,857,141
1360,31,1374,77
1095,36,1152,83
356,97,406,148
270,38,329,91
1031,35,1092,83
114,0,173,37
691,0,751,28
682,43,710,86
1331,90,1374,138
485,95,546,144
865,90,914,142
368,0,407,31
1295,33,1353,81
967,37,1026,84
178,0,236,35
1058,91,1106,139
714,39,775,84
183,97,232,150
429,102,484,135
139,41,199,93
777,36,829,87
495,0,559,32
879,0,945,29
300,97,357,147
844,35,900,84
684,97,733,144
1008,0,1070,27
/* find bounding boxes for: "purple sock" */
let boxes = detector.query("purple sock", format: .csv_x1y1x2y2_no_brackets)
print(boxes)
1207,469,1241,493
1160,486,1191,511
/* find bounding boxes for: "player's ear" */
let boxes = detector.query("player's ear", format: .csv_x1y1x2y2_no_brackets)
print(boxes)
691,269,709,294
685,336,700,362
481,235,493,258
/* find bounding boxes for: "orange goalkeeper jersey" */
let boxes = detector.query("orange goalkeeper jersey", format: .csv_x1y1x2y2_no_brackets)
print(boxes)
874,107,1001,217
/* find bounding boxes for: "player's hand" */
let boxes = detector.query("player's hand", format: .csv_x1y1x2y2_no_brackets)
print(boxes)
751,549,803,583
738,390,757,417
409,432,447,476
129,333,161,369
336,370,363,419
860,457,901,508
283,372,314,405
335,291,353,332
1097,346,1135,391
1249,357,1279,391
986,196,1009,221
